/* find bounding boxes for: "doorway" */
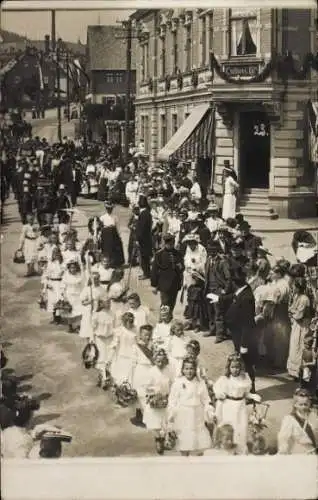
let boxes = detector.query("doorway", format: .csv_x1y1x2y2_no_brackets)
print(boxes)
239,111,270,189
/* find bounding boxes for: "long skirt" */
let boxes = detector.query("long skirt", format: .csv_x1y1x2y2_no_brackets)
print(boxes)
46,281,62,313
174,404,212,452
128,231,138,266
101,226,125,268
24,238,38,264
265,303,291,370
79,307,93,339
143,404,167,431
215,399,248,454
62,289,82,321
132,363,153,410
97,178,108,202
95,335,113,370
287,319,310,377
111,354,134,386
222,193,236,220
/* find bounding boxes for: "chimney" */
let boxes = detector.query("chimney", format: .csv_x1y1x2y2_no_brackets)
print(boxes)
44,35,50,54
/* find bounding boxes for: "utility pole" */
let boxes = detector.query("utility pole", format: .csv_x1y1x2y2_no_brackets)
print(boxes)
66,50,71,122
56,41,62,143
51,10,56,51
124,19,132,163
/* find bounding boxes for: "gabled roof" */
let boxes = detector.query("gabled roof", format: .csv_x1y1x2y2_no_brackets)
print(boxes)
0,29,28,44
86,25,136,71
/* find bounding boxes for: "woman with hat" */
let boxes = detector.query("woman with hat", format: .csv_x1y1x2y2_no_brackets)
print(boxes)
222,162,239,221
205,203,222,236
100,201,125,268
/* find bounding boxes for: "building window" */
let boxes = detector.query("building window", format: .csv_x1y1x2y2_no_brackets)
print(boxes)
106,74,113,83
140,116,145,140
144,116,149,154
116,73,123,83
141,43,149,81
172,30,178,74
200,17,207,67
160,36,166,78
208,13,213,54
185,25,192,71
172,113,178,134
230,12,257,56
160,115,167,147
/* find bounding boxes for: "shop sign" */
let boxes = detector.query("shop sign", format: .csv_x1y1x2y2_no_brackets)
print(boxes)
221,62,260,78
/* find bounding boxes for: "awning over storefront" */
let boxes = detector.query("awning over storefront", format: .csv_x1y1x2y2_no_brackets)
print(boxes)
158,103,215,161
308,100,318,163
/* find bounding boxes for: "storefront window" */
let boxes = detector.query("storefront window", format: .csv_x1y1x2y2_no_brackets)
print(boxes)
230,16,257,56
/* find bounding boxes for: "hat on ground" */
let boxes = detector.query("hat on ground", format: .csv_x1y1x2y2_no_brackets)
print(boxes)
163,233,175,242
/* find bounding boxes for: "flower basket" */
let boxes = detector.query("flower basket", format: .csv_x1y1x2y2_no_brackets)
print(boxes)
113,381,138,407
13,249,25,264
55,299,72,315
37,294,47,310
147,392,168,409
248,403,270,436
164,431,177,450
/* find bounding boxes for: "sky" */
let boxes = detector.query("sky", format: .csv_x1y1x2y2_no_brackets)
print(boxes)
1,9,134,43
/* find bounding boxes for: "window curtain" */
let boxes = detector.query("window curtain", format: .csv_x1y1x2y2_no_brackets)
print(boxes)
245,19,257,53
231,19,243,56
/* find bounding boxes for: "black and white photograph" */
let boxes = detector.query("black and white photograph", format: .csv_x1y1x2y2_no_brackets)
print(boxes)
0,0,318,497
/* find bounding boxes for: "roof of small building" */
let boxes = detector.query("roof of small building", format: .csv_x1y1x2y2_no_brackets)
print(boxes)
87,25,136,71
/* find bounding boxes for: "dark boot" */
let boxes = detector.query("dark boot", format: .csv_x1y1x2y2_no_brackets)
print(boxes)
130,408,145,428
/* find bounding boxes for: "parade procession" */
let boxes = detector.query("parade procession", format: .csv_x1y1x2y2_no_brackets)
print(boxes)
1,5,318,461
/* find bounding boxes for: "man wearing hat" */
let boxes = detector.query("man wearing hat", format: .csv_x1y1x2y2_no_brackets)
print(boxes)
239,221,262,258
54,184,71,224
204,239,233,342
209,267,258,393
151,233,184,314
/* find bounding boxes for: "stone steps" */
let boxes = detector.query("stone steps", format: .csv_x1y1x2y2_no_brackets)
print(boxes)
239,188,279,220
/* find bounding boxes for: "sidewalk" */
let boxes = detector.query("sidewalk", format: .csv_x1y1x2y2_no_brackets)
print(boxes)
245,217,318,233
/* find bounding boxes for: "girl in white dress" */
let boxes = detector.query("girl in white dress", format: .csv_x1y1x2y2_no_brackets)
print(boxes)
41,247,64,324
277,388,318,455
60,260,84,333
143,349,175,454
79,271,107,340
152,305,173,352
93,255,114,290
167,357,212,456
18,213,39,277
127,293,150,332
62,238,82,271
107,268,128,326
185,340,208,381
107,312,137,386
130,324,154,428
92,298,115,389
45,231,60,263
222,168,239,220
167,321,190,379
213,353,261,454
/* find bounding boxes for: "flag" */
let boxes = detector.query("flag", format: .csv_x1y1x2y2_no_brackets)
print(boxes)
73,59,90,84
308,100,318,164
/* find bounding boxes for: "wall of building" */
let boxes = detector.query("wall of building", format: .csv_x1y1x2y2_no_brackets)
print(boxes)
134,8,317,218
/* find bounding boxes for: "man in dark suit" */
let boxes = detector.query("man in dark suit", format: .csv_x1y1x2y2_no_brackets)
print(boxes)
204,239,233,342
151,233,184,314
213,268,258,392
239,221,262,259
135,195,153,280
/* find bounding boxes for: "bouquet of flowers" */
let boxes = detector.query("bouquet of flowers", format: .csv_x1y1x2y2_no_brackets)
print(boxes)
82,342,99,369
248,403,269,435
146,392,169,409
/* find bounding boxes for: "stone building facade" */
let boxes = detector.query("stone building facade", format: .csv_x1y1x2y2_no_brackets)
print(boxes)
132,8,318,219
